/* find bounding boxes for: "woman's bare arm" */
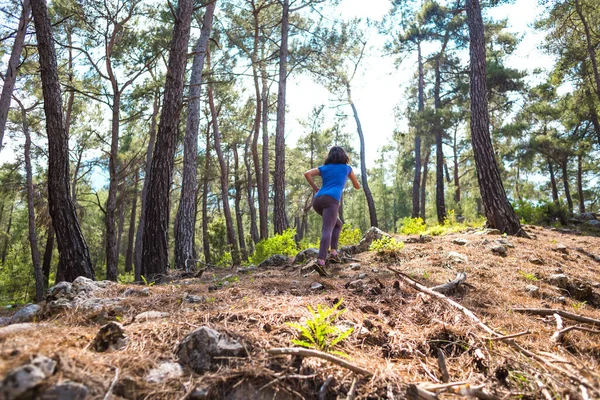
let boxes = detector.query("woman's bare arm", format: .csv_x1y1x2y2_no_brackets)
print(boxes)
304,168,320,193
349,171,361,190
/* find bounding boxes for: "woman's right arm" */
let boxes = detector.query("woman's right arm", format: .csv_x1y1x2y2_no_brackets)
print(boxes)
349,171,361,190
304,168,320,193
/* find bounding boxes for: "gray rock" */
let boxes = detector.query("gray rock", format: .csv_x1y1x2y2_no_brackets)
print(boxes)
72,276,100,294
258,254,289,268
474,229,501,235
555,244,569,254
525,285,539,294
491,245,507,255
177,326,246,374
347,280,364,289
46,281,73,301
529,257,544,265
91,322,128,352
113,377,143,400
447,251,468,263
189,387,210,400
580,212,597,221
358,273,367,279
146,362,183,384
183,294,205,304
349,263,361,271
135,311,170,322
355,227,391,253
310,282,324,291
0,323,38,339
293,248,319,264
123,287,150,297
549,274,569,288
10,303,41,324
495,239,515,248
235,266,256,274
0,317,10,327
585,219,600,228
47,298,74,312
77,297,122,312
340,245,356,255
39,381,88,400
452,238,468,246
371,268,379,273
0,356,56,399
31,356,57,376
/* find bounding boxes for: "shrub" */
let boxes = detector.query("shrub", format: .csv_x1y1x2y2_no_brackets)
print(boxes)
514,200,570,225
118,272,135,284
399,217,426,235
249,228,299,265
370,236,405,254
338,224,362,246
217,252,232,267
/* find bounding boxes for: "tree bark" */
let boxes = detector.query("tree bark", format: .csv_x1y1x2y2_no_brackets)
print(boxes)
574,0,600,103
1,200,14,265
0,0,31,151
548,158,560,205
202,126,211,264
134,92,159,280
116,183,127,256
561,162,573,213
244,132,260,244
412,42,424,218
347,85,377,227
233,144,248,260
576,153,585,214
420,148,430,221
453,128,460,203
466,0,522,235
273,0,289,235
434,50,447,224
261,62,270,238
42,225,54,288
31,0,94,281
141,0,194,279
105,90,120,281
174,2,215,271
124,172,138,273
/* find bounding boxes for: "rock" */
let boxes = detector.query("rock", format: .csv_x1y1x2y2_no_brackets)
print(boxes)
549,274,569,288
347,280,363,290
72,276,101,294
447,251,468,263
0,323,38,339
47,298,74,312
349,263,361,270
177,326,247,374
371,268,379,273
0,317,10,327
77,297,122,312
555,244,569,254
10,303,41,324
0,356,56,399
146,362,183,384
189,387,210,400
452,238,468,246
495,239,515,248
258,254,288,268
310,282,324,291
580,212,597,221
183,294,205,304
290,280,299,286
474,229,501,235
529,257,544,265
91,322,128,352
39,381,88,400
135,311,170,322
235,266,256,274
293,248,319,264
585,219,600,228
554,296,567,304
46,281,73,301
123,287,150,297
340,245,356,254
358,273,367,279
113,377,144,400
525,285,539,294
355,227,391,253
491,245,507,256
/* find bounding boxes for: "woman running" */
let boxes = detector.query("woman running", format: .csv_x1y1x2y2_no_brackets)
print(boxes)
304,146,361,270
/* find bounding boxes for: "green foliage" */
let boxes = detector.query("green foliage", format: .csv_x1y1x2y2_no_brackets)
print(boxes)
519,271,538,281
572,300,587,311
399,217,426,235
369,236,405,254
513,200,570,225
140,275,155,286
217,252,232,268
249,229,299,265
338,224,362,246
118,272,135,284
286,298,353,356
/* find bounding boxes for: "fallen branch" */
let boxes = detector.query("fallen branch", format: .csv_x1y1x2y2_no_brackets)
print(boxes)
407,384,438,400
551,313,564,342
554,325,600,342
431,272,467,294
483,331,530,341
512,308,600,326
267,348,372,377
448,384,498,400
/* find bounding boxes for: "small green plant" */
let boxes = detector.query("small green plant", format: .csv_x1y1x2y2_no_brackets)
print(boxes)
140,275,155,286
206,297,216,303
399,217,426,235
518,271,538,281
423,270,431,280
249,228,299,265
338,224,362,246
217,252,233,267
118,272,135,284
369,236,405,254
572,300,587,311
286,298,353,356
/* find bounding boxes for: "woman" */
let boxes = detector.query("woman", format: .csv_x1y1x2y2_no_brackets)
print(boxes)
304,146,361,270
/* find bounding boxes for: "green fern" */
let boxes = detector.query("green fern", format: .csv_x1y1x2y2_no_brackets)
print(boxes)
286,299,353,355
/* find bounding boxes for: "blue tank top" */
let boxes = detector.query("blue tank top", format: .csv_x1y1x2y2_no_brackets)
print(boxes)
315,164,352,202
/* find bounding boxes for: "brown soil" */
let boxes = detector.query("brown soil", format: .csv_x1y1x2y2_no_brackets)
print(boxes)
1,225,600,399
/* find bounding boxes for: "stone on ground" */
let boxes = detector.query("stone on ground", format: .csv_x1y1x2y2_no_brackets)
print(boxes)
0,356,56,400
355,227,391,253
134,311,170,322
548,274,569,288
447,251,468,263
293,248,319,264
91,322,128,352
310,282,324,291
146,362,183,384
9,304,41,324
491,245,507,256
39,381,88,400
258,254,288,268
452,238,468,246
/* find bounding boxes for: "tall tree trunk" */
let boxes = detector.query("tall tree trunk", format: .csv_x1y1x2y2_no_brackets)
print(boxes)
1,200,14,265
232,144,248,260
453,127,460,203
466,0,522,235
202,126,211,264
412,42,425,218
125,172,138,273
116,181,127,253
174,2,215,271
574,0,600,102
134,93,159,280
20,103,44,302
576,153,585,214
561,162,573,213
105,91,120,281
244,133,260,244
273,0,289,235
0,0,30,151
261,63,270,238
548,158,560,205
420,148,430,221
141,0,194,279
42,226,54,288
347,85,378,227
207,64,240,265
31,0,94,280
434,50,446,224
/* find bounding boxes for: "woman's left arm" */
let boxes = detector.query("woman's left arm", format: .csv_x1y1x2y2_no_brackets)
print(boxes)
304,168,320,193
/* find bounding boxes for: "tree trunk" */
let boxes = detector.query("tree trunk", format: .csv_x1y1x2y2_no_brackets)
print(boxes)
548,158,560,205
561,162,573,213
0,0,30,151
273,0,289,235
42,225,54,288
575,0,600,103
434,52,446,224
412,42,425,219
207,66,240,265
453,127,460,203
244,132,260,244
174,2,215,271
116,183,127,256
420,148,430,221
134,93,159,280
261,63,270,238
105,91,120,281
232,144,248,260
347,85,377,227
20,103,44,302
124,172,138,273
576,153,585,214
202,126,211,264
466,0,522,235
31,0,94,281
1,200,14,265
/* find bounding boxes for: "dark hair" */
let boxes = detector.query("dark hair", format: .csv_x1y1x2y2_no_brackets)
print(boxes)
324,146,349,165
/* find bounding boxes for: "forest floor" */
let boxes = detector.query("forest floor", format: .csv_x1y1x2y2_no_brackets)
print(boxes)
1,224,600,399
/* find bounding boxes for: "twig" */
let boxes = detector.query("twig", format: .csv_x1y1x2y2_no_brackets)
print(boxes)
483,331,531,341
512,308,600,326
103,367,119,400
448,384,498,400
551,313,564,342
318,376,334,400
422,381,469,390
347,377,358,400
535,378,553,400
267,348,372,377
437,349,449,383
407,384,438,400
431,272,467,294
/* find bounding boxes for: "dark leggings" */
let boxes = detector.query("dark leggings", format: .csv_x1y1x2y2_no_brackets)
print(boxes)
312,195,342,260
